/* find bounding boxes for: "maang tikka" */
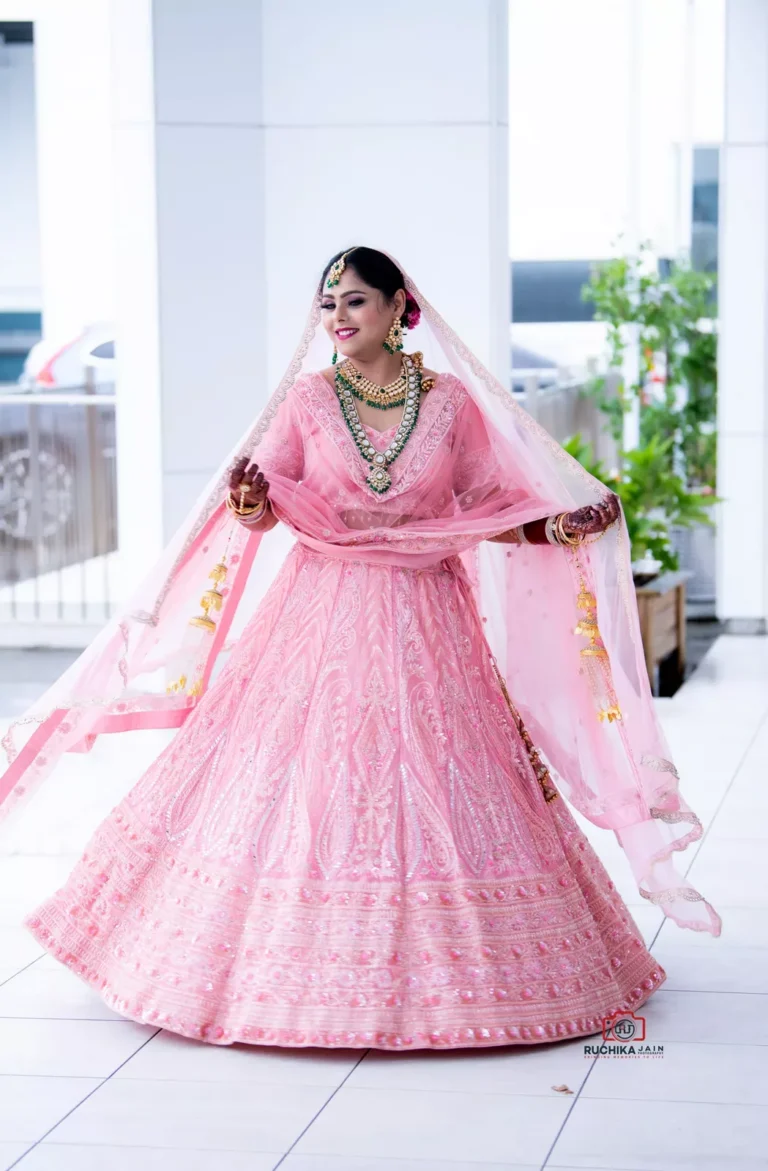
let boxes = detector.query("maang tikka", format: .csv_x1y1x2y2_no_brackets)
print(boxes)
326,249,354,289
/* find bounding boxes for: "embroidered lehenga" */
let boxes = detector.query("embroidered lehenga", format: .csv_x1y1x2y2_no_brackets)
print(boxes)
4,258,720,1050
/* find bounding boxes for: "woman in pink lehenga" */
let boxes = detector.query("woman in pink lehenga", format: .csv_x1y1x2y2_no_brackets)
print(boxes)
9,247,720,1050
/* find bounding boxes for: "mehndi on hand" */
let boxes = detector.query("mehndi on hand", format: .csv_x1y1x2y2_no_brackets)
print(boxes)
560,493,620,539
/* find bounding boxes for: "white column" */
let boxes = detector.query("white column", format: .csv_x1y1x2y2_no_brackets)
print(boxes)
111,0,267,587
261,0,509,384
111,0,509,589
717,0,768,633
32,0,115,339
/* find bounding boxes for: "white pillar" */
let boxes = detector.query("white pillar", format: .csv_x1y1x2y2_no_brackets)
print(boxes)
111,0,509,589
111,0,267,587
32,0,115,340
717,0,768,633
261,0,509,385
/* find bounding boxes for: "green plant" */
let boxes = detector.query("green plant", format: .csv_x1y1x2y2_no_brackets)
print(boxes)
580,241,718,489
563,433,715,573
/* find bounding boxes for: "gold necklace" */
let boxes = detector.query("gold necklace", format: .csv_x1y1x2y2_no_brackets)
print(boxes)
336,357,409,410
335,354,424,492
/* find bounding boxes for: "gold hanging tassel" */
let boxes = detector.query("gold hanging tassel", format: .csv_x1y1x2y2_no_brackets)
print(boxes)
166,673,205,698
189,559,228,633
573,558,622,723
490,657,559,803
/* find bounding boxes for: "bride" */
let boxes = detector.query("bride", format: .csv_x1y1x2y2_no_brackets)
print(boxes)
5,247,720,1050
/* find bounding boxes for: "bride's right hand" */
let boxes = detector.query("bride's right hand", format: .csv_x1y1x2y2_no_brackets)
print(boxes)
228,456,270,509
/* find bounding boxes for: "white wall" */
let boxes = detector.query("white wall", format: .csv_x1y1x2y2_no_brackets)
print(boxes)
33,0,115,340
0,43,40,310
262,0,509,386
508,0,725,262
716,0,768,630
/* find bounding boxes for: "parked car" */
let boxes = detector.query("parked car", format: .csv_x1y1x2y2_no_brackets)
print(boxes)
18,322,116,393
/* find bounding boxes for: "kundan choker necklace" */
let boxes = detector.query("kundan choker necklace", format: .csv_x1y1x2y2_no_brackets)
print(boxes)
336,356,408,409
335,353,433,494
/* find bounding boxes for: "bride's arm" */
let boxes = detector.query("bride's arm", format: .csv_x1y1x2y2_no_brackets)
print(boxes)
488,497,621,546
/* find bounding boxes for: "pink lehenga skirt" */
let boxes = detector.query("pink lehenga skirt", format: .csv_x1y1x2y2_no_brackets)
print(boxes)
25,542,666,1049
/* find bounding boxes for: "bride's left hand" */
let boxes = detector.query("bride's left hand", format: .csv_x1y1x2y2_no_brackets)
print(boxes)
561,493,621,538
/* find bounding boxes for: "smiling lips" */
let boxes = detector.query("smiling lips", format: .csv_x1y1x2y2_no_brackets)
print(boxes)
336,328,359,340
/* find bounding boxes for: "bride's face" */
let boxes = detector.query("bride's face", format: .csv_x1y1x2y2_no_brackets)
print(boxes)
320,267,406,363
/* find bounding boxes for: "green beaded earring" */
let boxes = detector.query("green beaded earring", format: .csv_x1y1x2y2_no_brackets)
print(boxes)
332,343,338,365
383,317,404,355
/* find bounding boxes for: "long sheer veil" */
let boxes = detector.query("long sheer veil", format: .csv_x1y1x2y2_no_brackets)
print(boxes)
0,252,721,937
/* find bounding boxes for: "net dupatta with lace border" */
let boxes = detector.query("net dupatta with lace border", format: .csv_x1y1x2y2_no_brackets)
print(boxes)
0,254,721,937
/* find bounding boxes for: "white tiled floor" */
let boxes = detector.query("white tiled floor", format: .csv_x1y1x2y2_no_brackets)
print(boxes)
1,635,766,1171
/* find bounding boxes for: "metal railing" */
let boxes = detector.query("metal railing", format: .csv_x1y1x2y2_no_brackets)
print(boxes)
515,368,620,467
0,388,117,631
0,371,618,642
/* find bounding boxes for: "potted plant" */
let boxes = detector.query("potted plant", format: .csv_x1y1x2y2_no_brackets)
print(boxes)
577,242,719,589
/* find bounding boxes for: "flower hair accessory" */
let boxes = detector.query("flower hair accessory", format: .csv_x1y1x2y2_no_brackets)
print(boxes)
404,292,421,330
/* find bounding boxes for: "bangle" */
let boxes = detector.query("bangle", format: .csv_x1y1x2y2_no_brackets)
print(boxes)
239,501,269,527
554,512,584,547
226,492,267,519
516,524,530,545
544,515,561,546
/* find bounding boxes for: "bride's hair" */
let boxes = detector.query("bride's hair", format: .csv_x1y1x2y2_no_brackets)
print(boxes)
321,246,421,329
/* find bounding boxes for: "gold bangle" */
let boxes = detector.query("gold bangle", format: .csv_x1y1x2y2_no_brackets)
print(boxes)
554,513,584,546
226,492,266,518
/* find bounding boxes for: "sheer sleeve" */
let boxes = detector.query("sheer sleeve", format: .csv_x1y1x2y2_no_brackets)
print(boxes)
451,385,510,509
450,383,552,525
252,384,305,481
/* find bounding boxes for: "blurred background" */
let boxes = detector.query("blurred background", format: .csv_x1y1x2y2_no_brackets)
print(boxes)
0,0,762,700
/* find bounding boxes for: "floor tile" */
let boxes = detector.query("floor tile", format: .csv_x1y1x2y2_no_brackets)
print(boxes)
349,1038,591,1097
291,1086,570,1164
0,967,124,1020
0,1018,156,1077
622,904,664,946
707,801,768,840
114,1031,360,1086
0,927,45,969
651,944,768,993
0,1076,100,1143
583,1041,768,1104
642,989,768,1045
0,1145,33,1171
49,1078,331,1152
11,1146,279,1170
283,1158,538,1171
549,1096,768,1169
686,839,768,906
0,857,79,928
655,905,768,948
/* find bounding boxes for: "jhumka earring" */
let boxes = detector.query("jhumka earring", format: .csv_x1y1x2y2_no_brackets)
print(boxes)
383,316,404,355
331,342,338,365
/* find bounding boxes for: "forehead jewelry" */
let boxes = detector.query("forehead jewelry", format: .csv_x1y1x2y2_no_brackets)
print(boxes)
326,249,355,289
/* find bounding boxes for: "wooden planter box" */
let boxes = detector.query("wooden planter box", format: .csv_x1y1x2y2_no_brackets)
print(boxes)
634,570,692,696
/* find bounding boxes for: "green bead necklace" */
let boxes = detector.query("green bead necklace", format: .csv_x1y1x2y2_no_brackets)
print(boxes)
335,354,423,494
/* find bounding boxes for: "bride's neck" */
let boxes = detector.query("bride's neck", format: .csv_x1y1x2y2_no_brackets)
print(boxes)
345,351,403,385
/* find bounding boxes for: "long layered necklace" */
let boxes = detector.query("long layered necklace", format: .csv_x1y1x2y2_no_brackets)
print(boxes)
335,353,425,494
